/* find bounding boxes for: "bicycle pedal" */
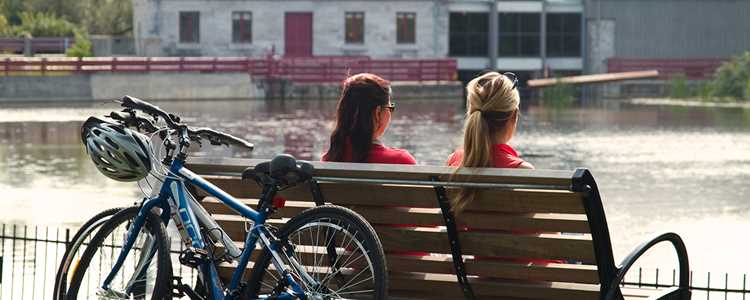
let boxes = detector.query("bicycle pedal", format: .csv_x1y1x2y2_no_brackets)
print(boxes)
179,248,209,268
170,276,186,298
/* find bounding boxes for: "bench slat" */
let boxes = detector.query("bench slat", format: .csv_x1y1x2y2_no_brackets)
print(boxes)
389,273,600,300
187,157,576,186
203,178,586,214
216,218,596,264
202,198,590,233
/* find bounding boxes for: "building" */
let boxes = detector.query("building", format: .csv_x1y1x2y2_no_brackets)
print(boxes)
133,0,750,86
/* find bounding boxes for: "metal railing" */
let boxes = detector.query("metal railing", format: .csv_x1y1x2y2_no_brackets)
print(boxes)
0,56,458,83
0,223,747,299
0,37,74,54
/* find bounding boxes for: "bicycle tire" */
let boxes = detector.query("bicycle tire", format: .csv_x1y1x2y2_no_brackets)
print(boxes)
243,205,388,300
53,207,124,300
65,206,172,300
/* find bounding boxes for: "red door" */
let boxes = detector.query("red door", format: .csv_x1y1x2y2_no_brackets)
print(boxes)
285,13,313,57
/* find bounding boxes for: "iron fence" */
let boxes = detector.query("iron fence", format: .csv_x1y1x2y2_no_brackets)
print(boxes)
0,223,747,299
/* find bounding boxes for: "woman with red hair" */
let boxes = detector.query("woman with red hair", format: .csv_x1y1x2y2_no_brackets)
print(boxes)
322,73,416,165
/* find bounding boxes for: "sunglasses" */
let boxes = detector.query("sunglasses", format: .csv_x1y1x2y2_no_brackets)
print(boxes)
503,72,519,90
384,102,396,112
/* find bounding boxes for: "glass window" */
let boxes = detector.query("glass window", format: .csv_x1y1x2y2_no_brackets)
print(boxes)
546,13,581,57
498,13,540,57
345,12,365,44
449,12,489,57
232,12,252,43
179,11,200,43
396,12,416,44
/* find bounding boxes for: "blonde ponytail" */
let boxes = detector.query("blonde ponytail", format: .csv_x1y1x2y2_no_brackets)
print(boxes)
452,72,520,213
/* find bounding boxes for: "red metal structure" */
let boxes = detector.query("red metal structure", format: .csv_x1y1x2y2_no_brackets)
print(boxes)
284,13,313,57
607,58,726,80
0,56,458,83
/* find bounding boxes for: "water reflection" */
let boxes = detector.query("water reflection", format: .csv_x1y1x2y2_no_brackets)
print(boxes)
0,99,748,273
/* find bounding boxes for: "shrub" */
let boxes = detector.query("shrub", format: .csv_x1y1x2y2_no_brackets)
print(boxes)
668,74,691,99
710,52,750,100
65,30,92,57
17,11,77,37
542,78,577,108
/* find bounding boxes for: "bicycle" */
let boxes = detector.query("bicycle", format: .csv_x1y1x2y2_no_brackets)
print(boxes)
66,95,388,300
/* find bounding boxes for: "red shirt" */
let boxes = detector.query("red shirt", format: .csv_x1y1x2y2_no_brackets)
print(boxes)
322,143,416,165
446,144,525,168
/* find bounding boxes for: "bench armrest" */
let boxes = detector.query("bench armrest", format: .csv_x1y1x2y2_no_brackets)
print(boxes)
604,232,690,300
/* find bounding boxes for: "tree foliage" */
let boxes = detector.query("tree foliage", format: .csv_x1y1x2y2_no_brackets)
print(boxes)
0,0,132,36
710,52,750,101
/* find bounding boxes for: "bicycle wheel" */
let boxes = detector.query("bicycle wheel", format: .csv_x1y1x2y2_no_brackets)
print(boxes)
54,207,124,300
244,205,388,300
65,206,172,300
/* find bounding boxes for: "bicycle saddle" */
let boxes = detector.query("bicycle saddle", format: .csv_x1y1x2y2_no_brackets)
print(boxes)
242,154,314,187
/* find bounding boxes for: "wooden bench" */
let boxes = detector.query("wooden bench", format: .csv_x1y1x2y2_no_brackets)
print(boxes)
187,157,691,300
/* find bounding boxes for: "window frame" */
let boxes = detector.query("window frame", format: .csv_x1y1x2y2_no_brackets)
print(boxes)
179,11,200,44
396,12,416,44
345,12,365,44
546,13,582,57
232,11,253,44
448,12,489,57
498,13,541,57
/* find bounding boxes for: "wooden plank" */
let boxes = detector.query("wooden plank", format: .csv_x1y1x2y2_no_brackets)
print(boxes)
376,227,596,263
527,70,660,88
186,157,575,186
201,179,586,214
202,198,590,233
216,218,596,263
389,273,600,300
386,255,599,284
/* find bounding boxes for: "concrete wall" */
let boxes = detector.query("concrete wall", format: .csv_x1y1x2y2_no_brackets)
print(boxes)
132,0,449,58
0,76,92,102
0,73,261,102
586,0,750,59
90,73,261,100
263,80,463,100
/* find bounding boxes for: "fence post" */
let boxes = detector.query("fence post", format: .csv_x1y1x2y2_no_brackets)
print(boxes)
41,57,46,76
23,37,32,57
179,57,185,72
76,57,82,73
4,57,9,76
112,57,117,72
146,57,151,72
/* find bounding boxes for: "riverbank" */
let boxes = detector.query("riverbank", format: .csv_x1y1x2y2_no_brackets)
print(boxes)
628,97,750,108
0,73,462,102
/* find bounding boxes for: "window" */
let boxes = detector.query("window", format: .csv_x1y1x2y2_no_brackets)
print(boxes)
232,12,252,43
449,12,489,57
179,11,200,43
498,13,541,57
546,13,581,57
345,12,364,44
396,12,416,44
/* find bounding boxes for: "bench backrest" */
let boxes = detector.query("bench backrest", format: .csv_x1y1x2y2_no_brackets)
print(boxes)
187,157,618,300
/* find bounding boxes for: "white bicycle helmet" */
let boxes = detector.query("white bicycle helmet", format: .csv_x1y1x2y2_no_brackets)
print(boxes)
81,116,154,182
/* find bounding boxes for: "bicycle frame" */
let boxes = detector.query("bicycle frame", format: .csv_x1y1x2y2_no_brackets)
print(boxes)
101,158,310,300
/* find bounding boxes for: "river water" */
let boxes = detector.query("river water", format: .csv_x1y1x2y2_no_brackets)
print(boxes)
0,99,748,280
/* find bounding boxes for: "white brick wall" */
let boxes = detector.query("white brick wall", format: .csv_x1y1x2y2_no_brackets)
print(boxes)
133,0,449,58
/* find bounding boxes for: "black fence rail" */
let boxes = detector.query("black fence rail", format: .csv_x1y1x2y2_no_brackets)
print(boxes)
0,223,748,299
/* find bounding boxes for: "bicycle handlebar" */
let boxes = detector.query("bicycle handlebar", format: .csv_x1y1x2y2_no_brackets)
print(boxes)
113,96,254,151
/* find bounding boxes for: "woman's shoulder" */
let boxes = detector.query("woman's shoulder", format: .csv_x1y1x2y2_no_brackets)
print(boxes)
492,144,525,168
372,144,417,165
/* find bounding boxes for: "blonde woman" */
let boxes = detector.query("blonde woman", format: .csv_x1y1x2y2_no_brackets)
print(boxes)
447,71,533,212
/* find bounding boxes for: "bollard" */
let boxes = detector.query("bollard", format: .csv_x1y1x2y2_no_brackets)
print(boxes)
23,37,32,57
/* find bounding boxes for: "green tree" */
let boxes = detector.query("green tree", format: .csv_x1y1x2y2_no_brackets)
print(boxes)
21,0,131,35
711,52,750,101
17,11,77,37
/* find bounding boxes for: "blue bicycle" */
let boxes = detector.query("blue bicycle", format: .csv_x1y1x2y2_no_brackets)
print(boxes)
66,96,387,299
